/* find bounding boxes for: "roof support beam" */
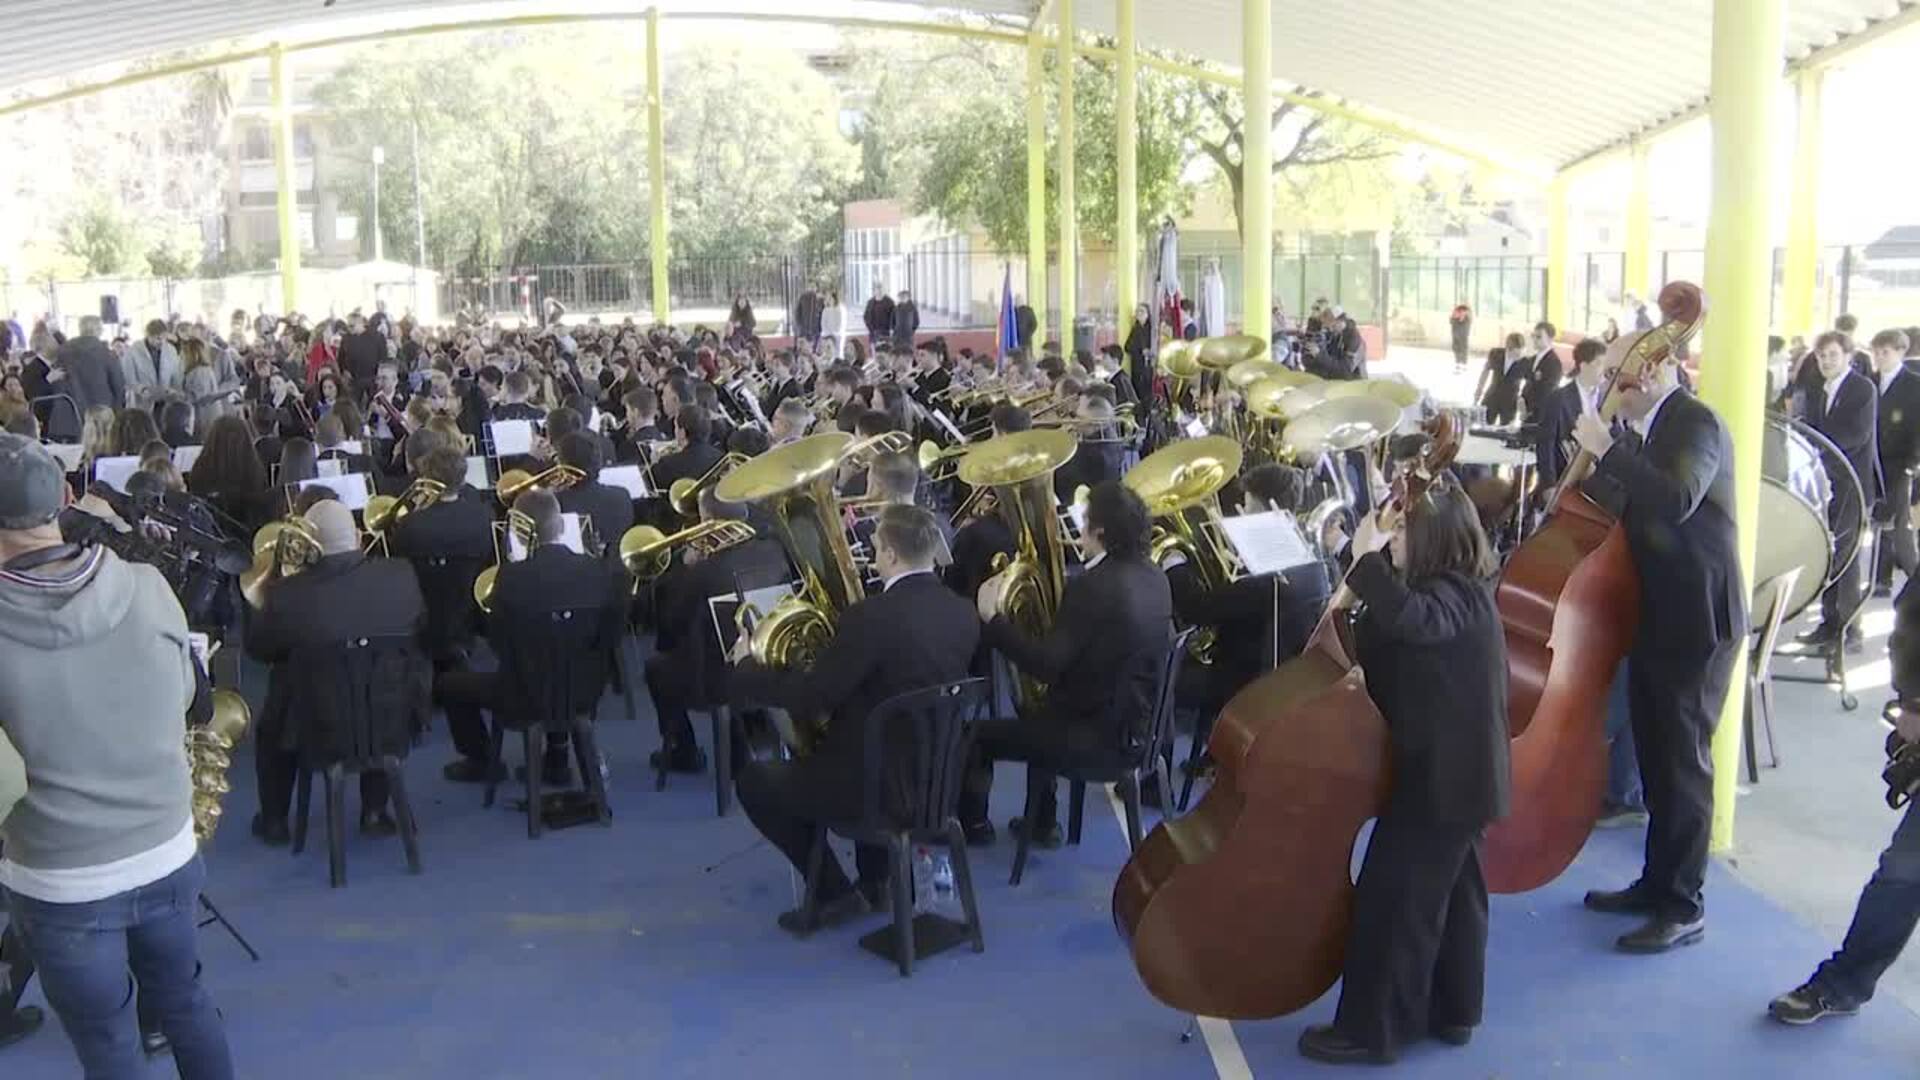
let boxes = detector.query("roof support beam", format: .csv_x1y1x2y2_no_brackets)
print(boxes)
1115,0,1138,329
1780,67,1825,339
647,7,670,326
1700,0,1787,856
1056,0,1077,342
1623,140,1652,301
270,45,299,315
1026,30,1048,339
1242,0,1273,345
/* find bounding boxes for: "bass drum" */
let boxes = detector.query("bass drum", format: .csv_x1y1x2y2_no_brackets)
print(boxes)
1753,477,1830,623
1760,411,1858,622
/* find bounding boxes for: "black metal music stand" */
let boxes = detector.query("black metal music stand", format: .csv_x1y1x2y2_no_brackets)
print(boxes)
195,891,260,963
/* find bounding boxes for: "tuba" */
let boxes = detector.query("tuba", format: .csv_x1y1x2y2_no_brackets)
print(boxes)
1124,435,1247,664
188,690,253,842
363,477,447,556
239,516,322,609
473,507,538,613
957,429,1078,711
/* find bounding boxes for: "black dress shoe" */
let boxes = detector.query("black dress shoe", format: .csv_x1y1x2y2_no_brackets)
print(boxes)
776,890,871,938
1297,1024,1393,1065
0,1006,43,1050
359,810,399,838
1137,774,1166,811
1872,584,1895,600
1616,915,1705,953
1583,886,1657,915
1431,1024,1473,1047
1769,981,1861,1025
962,819,997,847
442,758,506,784
1009,816,1063,850
1796,623,1839,646
250,814,290,848
648,747,709,776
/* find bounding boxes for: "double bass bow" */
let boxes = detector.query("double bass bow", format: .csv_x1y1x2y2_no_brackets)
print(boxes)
1113,413,1458,1020
1479,281,1705,892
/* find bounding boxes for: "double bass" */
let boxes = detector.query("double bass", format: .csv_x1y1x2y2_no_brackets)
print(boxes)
1112,414,1457,1019
1480,281,1705,891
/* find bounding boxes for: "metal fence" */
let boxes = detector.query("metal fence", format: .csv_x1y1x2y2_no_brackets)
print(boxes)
1387,255,1547,351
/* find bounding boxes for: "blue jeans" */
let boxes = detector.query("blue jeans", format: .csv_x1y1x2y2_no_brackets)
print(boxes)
4,855,233,1080
1812,800,1920,1007
1605,664,1643,810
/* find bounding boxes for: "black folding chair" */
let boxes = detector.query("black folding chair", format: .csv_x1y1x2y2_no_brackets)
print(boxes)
484,605,616,837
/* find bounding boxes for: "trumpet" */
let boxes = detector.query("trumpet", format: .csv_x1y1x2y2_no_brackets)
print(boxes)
618,519,757,585
363,477,447,556
473,508,538,613
240,516,322,609
668,451,749,520
496,463,584,503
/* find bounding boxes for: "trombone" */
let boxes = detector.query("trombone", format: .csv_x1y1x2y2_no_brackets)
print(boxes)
840,430,912,470
917,438,971,481
496,463,584,503
618,519,757,590
362,477,447,556
473,508,537,613
668,451,749,520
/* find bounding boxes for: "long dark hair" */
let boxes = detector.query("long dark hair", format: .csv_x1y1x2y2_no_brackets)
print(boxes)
278,438,319,485
109,408,162,456
188,415,267,498
1401,482,1495,582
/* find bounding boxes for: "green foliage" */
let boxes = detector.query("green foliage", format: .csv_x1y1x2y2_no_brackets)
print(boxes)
59,201,143,276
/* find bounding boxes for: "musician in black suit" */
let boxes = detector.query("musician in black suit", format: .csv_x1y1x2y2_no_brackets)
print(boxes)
489,371,545,424
386,444,498,781
617,387,666,464
1299,482,1508,1065
1519,323,1563,420
1573,350,1747,953
644,489,791,774
1801,331,1882,650
245,499,427,841
647,407,723,495
959,482,1174,846
1534,338,1608,494
1473,333,1532,427
554,432,634,559
730,506,981,933
1051,399,1128,505
1871,329,1920,596
944,404,1029,601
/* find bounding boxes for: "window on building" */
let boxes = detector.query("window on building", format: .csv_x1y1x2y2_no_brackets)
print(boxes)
242,126,271,162
293,123,315,159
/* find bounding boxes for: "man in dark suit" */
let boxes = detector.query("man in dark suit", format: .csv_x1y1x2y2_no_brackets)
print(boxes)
730,506,980,933
1015,299,1038,353
49,316,125,440
246,499,427,840
890,289,921,353
1573,352,1747,954
644,489,790,774
863,287,895,350
647,406,723,497
1473,333,1532,427
960,482,1174,846
338,312,387,398
1052,400,1129,505
1534,338,1608,494
387,444,498,781
617,387,666,464
554,432,634,559
1872,329,1920,597
1520,322,1563,420
1802,331,1882,649
1317,308,1367,380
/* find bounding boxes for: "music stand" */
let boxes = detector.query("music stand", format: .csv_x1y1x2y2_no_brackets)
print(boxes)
196,890,261,963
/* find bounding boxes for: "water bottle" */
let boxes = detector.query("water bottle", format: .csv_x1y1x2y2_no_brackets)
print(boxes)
913,846,936,913
931,850,957,917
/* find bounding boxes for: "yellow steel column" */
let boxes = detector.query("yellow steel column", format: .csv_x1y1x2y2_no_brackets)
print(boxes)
1624,140,1652,300
1241,0,1272,345
1056,0,1077,347
270,45,300,314
1782,66,1825,338
1546,173,1570,330
647,7,671,326
1026,33,1048,343
1115,0,1138,333
1700,0,1785,853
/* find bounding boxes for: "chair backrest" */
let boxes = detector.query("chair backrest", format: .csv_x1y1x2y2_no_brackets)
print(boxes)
412,555,486,657
858,678,990,834
495,603,618,728
1749,567,1803,681
1139,628,1196,769
286,634,432,766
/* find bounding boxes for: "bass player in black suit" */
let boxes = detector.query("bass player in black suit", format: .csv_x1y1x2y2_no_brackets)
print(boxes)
959,481,1174,848
1872,329,1920,597
1800,331,1882,652
729,506,980,934
1573,348,1747,954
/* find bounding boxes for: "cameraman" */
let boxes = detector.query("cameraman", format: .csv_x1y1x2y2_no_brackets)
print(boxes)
0,434,234,1077
1768,578,1920,1026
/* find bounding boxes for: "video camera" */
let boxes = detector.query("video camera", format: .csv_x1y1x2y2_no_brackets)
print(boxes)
1882,701,1920,810
62,479,251,630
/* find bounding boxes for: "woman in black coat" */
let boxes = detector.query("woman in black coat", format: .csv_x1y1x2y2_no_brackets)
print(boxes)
1299,481,1511,1066
1123,303,1152,403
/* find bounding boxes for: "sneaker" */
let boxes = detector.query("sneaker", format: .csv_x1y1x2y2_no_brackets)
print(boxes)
1595,804,1650,829
1769,982,1860,1025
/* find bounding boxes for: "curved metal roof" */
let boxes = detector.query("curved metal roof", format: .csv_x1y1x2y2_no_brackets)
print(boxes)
0,0,1913,171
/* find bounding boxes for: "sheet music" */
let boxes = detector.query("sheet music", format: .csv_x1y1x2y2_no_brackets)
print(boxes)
1183,418,1210,440
464,456,493,490
337,439,364,455
508,512,585,559
42,442,85,472
171,445,203,473
1066,502,1089,538
297,473,372,512
488,419,535,457
708,582,800,658
92,455,142,493
316,458,345,478
600,464,649,500
1219,511,1319,576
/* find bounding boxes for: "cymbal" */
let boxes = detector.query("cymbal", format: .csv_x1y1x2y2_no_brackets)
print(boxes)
1124,435,1243,516
1195,334,1268,371
1244,375,1315,420
1159,340,1203,380
1282,396,1406,456
715,432,852,503
956,429,1079,488
1225,359,1316,390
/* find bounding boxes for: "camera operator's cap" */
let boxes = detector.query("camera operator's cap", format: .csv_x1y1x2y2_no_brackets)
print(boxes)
0,432,65,530
303,499,358,556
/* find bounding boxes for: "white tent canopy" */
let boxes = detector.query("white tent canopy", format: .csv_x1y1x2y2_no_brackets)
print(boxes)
0,0,1911,171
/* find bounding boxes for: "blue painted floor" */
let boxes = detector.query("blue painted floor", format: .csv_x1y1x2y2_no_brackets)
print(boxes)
6,685,1920,1079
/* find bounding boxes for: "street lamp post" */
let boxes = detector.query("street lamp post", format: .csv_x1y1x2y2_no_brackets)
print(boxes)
370,145,385,263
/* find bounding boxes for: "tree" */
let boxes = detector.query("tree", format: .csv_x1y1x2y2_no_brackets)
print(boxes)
1186,85,1399,238
59,200,142,276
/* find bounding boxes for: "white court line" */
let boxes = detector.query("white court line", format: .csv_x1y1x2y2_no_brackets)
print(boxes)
1102,785,1256,1080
